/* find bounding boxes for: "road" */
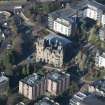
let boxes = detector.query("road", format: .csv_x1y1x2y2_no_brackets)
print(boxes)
19,12,35,26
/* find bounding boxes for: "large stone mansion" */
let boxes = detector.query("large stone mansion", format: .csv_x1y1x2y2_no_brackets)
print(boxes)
35,33,73,67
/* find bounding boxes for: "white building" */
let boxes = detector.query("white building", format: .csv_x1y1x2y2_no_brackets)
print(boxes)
101,14,105,26
0,72,9,96
53,18,72,37
48,7,79,37
78,0,105,26
95,52,105,68
98,27,105,41
83,5,98,20
48,0,105,37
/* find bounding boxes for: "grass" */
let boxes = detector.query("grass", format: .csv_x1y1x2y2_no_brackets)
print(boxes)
84,68,105,82
37,29,49,37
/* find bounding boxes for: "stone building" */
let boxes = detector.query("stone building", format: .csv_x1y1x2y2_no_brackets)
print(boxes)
19,73,46,100
46,70,70,96
35,33,73,68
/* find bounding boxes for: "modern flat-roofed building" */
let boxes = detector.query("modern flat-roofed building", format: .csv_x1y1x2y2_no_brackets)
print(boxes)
34,97,59,105
0,73,9,96
48,0,105,34
76,0,105,26
46,70,70,96
53,17,73,37
19,73,46,100
48,7,79,37
35,33,73,68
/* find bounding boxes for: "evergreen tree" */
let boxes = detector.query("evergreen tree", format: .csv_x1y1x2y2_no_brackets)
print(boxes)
26,64,30,75
22,66,26,76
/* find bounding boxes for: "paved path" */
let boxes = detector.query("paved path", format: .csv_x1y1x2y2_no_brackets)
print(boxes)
43,65,63,71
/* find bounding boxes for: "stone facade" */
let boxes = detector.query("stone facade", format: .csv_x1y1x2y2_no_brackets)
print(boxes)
19,73,46,100
35,34,72,68
46,70,70,96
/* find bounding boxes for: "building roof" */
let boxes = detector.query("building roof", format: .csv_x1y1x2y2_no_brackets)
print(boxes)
49,7,76,17
16,102,25,105
47,70,70,82
0,75,8,83
49,7,78,23
84,95,105,105
49,0,105,23
44,33,72,47
20,73,45,86
70,92,105,105
76,0,105,11
35,97,59,105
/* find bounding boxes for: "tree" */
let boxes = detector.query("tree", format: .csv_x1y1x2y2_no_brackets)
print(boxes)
1,50,14,76
7,93,22,105
69,81,79,95
12,35,23,54
0,60,5,72
75,50,87,70
22,66,26,76
26,64,30,75
0,96,7,105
